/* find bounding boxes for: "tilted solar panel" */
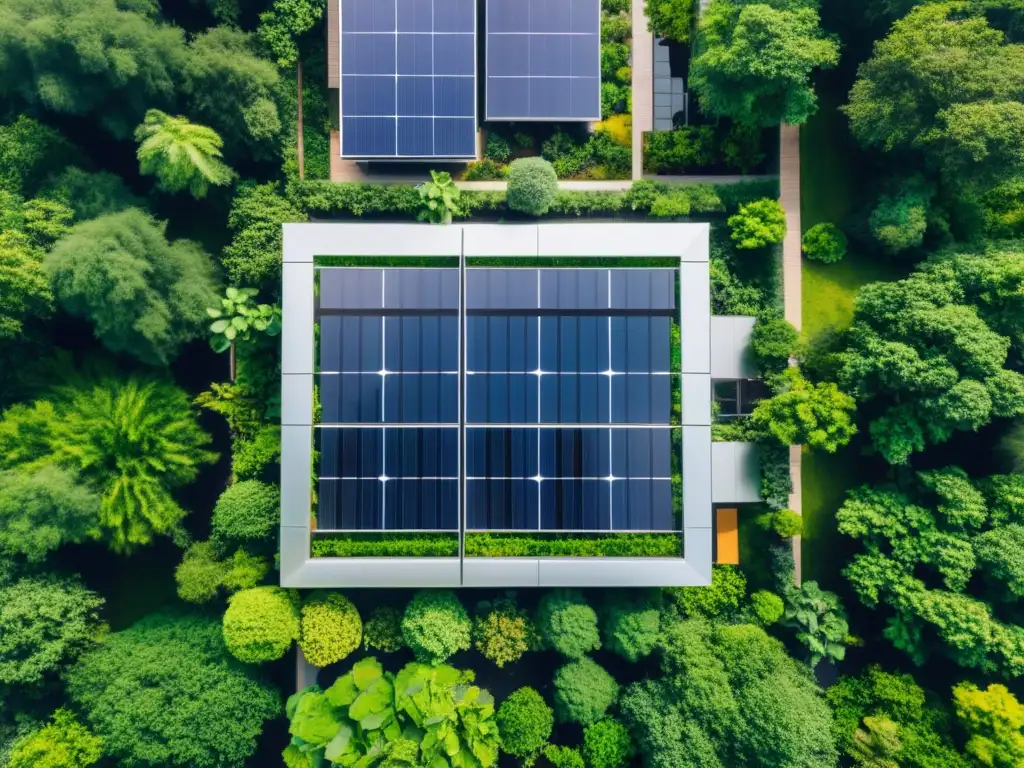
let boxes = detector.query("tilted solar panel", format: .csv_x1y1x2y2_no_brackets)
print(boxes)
485,0,602,121
340,0,477,158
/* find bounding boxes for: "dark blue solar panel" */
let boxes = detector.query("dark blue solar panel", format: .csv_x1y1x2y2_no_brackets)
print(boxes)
486,0,601,120
340,0,476,157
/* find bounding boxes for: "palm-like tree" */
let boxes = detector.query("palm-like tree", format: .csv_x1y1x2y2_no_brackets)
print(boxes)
134,109,234,198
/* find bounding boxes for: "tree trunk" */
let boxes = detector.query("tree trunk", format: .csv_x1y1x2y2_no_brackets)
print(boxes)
296,58,305,181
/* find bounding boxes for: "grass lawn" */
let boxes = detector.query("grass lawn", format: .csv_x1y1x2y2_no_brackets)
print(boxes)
800,450,858,590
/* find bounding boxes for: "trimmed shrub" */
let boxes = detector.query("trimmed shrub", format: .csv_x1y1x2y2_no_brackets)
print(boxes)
544,745,585,768
583,718,635,768
312,533,459,557
553,657,619,725
666,565,747,619
497,687,554,759
728,199,786,250
507,157,558,216
602,596,660,662
643,126,716,174
463,158,507,181
802,222,847,263
464,532,679,557
750,590,785,626
757,508,804,538
474,597,536,668
363,606,404,653
750,316,799,376
401,590,472,665
211,480,279,543
222,586,299,664
536,590,601,659
298,593,362,668
232,425,280,480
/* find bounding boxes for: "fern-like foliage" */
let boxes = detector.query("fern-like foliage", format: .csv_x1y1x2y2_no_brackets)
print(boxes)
135,109,235,198
0,376,217,553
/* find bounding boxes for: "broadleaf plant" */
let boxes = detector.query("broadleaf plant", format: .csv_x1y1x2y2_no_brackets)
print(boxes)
416,170,462,225
207,286,281,353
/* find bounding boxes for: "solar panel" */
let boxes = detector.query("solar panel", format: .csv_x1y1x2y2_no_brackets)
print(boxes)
465,269,677,532
485,0,602,121
340,0,477,158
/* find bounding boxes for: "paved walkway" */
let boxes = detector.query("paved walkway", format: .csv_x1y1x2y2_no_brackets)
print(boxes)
632,0,653,180
779,123,804,586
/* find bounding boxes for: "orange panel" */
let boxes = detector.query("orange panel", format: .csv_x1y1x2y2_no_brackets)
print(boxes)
716,508,739,565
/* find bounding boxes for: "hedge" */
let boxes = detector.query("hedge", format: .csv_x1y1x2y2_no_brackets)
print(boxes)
311,533,459,558
287,178,779,221
464,533,681,558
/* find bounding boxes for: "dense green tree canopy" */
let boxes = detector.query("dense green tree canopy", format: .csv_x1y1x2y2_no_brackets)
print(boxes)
45,209,219,366
752,368,858,452
953,683,1024,767
837,256,1024,464
838,468,1024,676
0,576,105,687
620,619,838,768
0,232,51,340
0,376,216,553
66,611,279,768
691,0,838,127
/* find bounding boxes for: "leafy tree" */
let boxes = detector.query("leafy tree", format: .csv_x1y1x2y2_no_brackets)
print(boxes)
849,716,902,768
974,524,1024,599
601,592,661,662
544,745,585,768
66,611,279,768
223,586,300,664
645,0,696,43
175,542,268,603
536,589,601,658
211,480,280,544
0,0,185,139
0,232,51,339
7,709,102,768
0,116,73,195
826,665,964,768
690,0,838,127
802,222,847,263
728,199,787,250
299,593,362,668
473,596,536,668
837,468,1024,676
0,466,100,569
752,368,857,452
750,316,799,375
837,262,1024,463
179,26,283,161
0,576,105,687
0,376,216,553
583,718,635,768
258,0,327,67
45,209,219,366
845,3,1024,186
207,286,281,353
553,657,619,726
953,683,1024,768
757,508,804,537
507,157,559,216
666,564,747,618
496,687,553,759
869,175,935,254
401,589,472,665
750,590,785,626
223,182,305,288
363,606,404,653
782,581,849,665
135,109,234,198
41,167,144,221
620,619,838,768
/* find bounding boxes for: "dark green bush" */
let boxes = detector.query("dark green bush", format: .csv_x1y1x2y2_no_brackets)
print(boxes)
583,718,635,768
750,590,785,626
464,533,681,557
719,122,767,174
601,82,630,119
643,127,716,174
601,43,630,80
211,480,279,544
363,606,404,653
750,315,799,376
553,657,619,725
602,594,661,662
760,443,793,510
311,533,459,558
506,158,557,212
802,222,848,263
645,0,696,43
666,565,747,619
497,687,554,759
232,425,281,480
484,132,511,163
544,745,585,768
463,158,507,181
536,590,600,658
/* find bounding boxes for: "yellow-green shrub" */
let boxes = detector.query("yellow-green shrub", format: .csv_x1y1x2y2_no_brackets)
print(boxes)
298,593,362,668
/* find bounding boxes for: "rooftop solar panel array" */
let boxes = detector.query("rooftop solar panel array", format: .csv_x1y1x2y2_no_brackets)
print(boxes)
486,0,602,121
314,266,679,534
340,0,477,158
